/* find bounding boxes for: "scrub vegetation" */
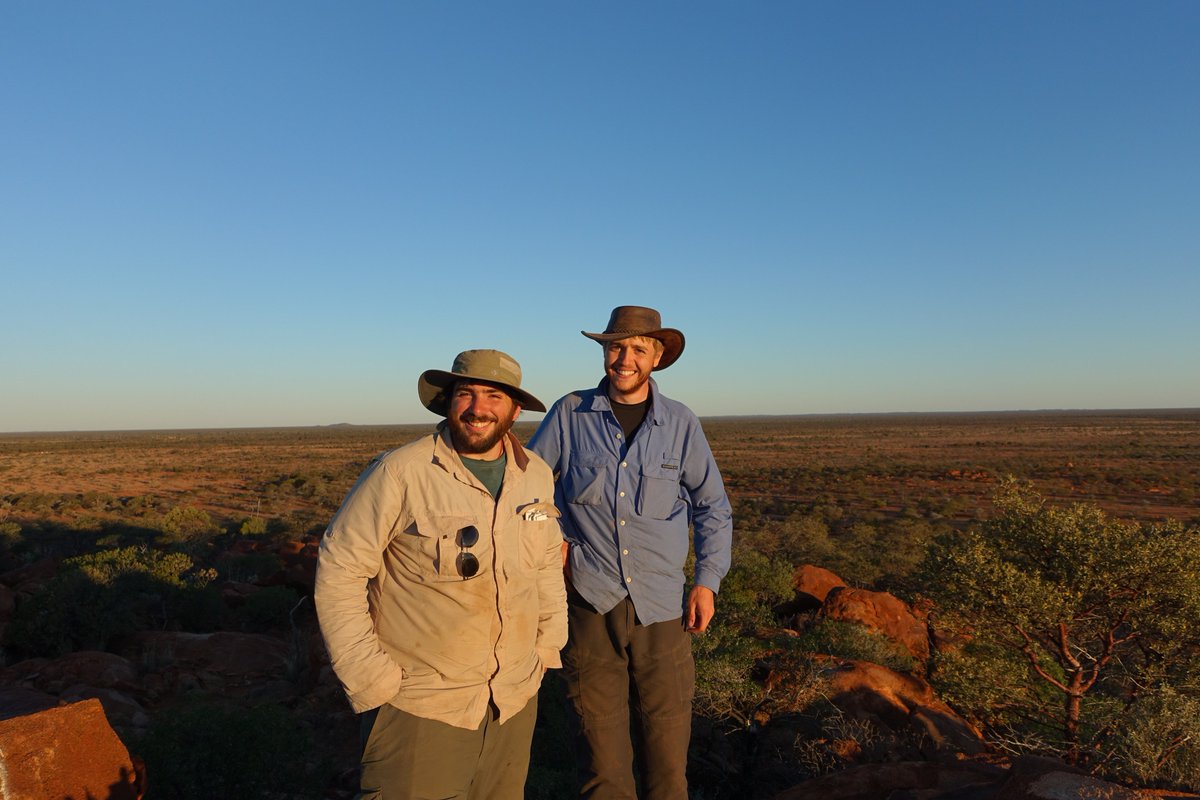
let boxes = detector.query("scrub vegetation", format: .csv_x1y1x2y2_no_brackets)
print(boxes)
1,410,1197,797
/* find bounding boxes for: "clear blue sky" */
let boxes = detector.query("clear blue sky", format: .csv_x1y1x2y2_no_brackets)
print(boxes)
2,2,1197,432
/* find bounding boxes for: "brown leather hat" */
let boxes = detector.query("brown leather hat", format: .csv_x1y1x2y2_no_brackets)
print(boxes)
581,306,685,370
418,349,546,417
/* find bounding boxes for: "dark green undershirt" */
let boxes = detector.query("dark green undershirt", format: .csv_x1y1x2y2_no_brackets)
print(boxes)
461,451,507,500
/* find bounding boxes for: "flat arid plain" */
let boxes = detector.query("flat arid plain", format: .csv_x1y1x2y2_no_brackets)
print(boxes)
1,410,1198,798
4,410,1197,532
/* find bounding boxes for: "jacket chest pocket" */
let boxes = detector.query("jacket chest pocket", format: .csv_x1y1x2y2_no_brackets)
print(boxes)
512,502,561,575
637,456,682,520
564,450,608,507
403,514,480,582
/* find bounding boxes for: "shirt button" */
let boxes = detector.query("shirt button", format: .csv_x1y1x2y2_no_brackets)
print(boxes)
626,577,632,584
619,520,626,526
622,549,629,555
619,491,625,497
616,433,622,439
621,462,628,468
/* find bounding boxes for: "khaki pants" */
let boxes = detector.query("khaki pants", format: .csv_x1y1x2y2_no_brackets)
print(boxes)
562,591,695,800
357,695,538,800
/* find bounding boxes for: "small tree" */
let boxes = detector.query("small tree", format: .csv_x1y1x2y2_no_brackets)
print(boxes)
920,480,1200,775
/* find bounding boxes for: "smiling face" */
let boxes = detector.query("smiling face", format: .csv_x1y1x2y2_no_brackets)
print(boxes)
446,380,521,459
603,335,663,404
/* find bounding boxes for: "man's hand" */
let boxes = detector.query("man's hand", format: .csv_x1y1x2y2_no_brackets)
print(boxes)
685,585,716,633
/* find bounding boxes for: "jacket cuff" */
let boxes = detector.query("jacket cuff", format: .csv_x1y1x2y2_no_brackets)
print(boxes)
346,668,405,714
537,646,563,670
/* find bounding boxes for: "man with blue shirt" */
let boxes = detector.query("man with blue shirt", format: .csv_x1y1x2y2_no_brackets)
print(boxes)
528,306,733,800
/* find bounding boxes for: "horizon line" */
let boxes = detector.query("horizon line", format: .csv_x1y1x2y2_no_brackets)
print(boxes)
3,406,1199,437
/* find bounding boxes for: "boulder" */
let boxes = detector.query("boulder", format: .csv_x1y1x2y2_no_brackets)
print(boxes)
267,540,319,592
793,565,847,608
0,687,59,721
0,698,143,800
773,759,1010,800
0,557,60,596
2,650,138,695
820,586,930,662
991,755,1152,799
817,657,985,755
120,630,293,698
60,685,149,730
0,582,15,620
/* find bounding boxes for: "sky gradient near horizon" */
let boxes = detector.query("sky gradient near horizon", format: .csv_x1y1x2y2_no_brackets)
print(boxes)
2,2,1197,433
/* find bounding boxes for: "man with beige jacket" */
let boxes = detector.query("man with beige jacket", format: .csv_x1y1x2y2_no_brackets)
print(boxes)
315,350,568,799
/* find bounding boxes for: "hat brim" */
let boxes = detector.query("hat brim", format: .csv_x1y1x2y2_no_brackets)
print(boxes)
418,370,546,417
581,328,685,371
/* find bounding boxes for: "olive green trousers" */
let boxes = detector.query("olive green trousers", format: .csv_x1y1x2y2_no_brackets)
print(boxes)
357,695,538,799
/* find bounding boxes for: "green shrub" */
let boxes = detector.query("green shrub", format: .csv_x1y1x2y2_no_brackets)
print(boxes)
238,516,268,537
154,505,222,547
135,702,326,799
1102,686,1200,790
216,551,281,583
919,480,1200,773
0,521,22,549
5,546,216,657
235,586,300,632
796,619,918,674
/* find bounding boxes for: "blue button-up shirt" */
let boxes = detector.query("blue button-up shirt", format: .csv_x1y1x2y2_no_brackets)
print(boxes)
528,378,733,625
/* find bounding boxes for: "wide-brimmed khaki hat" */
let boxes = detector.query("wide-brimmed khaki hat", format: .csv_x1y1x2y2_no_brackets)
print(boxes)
581,305,685,370
418,350,545,416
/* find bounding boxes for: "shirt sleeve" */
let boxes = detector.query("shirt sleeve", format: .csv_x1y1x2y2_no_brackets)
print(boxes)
527,401,574,527
680,416,733,594
526,401,563,474
314,458,407,713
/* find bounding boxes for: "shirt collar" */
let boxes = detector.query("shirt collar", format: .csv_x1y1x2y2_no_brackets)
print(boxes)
586,377,663,426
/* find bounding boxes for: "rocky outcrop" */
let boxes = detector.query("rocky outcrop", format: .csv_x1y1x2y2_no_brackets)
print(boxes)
0,698,143,800
117,630,294,702
816,657,985,755
820,585,931,662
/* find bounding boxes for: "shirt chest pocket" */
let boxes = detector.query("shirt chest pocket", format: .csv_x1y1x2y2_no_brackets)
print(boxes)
637,456,682,520
564,450,608,507
401,514,479,582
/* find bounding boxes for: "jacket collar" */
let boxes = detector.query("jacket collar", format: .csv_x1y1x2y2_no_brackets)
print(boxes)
431,421,530,475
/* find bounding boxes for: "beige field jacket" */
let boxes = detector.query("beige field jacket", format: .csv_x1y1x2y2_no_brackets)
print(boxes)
314,425,568,728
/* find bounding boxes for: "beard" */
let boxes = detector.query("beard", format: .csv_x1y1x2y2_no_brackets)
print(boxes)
607,366,651,397
448,411,516,455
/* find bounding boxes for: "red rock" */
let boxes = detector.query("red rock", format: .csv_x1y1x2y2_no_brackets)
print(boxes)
793,564,847,607
820,586,930,662
0,698,143,800
817,657,985,755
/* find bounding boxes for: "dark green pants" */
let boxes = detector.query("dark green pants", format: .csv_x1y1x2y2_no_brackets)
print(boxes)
562,592,695,800
357,695,538,799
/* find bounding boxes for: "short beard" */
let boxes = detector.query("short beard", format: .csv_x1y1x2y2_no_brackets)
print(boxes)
448,412,515,456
